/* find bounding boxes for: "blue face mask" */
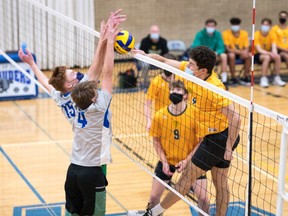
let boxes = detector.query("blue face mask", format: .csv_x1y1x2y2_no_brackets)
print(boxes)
206,27,215,34
150,33,160,40
76,72,84,81
185,67,194,75
261,25,270,33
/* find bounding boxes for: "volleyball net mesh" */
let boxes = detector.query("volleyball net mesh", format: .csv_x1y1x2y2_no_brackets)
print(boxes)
1,0,288,215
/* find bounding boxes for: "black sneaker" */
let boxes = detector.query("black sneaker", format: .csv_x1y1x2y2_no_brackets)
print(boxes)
229,77,238,86
239,76,251,86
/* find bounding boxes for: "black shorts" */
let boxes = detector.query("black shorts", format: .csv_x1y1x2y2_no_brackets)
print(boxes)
65,163,108,215
192,128,240,171
155,161,206,181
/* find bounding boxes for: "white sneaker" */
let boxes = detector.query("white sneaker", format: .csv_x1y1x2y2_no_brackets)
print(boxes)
260,76,269,88
221,72,228,83
273,75,286,87
127,210,146,216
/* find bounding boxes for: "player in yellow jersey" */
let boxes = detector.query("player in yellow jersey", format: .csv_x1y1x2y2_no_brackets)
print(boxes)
222,17,251,86
134,46,241,216
255,18,285,88
145,53,177,131
271,11,288,70
127,80,209,216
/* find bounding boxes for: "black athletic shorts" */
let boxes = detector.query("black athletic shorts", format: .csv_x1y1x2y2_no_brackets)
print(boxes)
192,128,240,171
65,163,108,215
155,161,206,181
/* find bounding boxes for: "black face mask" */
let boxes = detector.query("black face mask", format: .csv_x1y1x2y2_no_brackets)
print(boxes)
76,72,84,81
169,93,183,105
279,18,286,24
163,70,173,77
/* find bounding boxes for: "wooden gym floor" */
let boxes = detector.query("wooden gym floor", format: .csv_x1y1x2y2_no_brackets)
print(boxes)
1,73,288,216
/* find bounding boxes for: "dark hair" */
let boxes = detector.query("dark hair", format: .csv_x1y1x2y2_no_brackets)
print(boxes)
205,18,217,26
48,66,68,92
169,80,188,95
71,80,98,110
279,11,288,16
188,46,216,74
261,18,272,25
230,17,241,25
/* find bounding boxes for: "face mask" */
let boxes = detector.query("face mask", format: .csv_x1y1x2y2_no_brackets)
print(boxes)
261,25,270,33
231,25,240,32
206,27,215,34
169,92,183,105
164,70,172,77
150,33,160,40
279,18,287,24
76,72,84,81
185,67,194,75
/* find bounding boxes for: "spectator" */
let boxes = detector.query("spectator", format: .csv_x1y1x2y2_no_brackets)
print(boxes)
271,11,288,69
192,19,229,85
139,25,169,88
140,25,169,55
222,17,251,86
255,18,285,87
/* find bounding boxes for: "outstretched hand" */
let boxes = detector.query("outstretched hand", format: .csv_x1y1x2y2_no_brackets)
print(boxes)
131,49,146,56
18,49,35,66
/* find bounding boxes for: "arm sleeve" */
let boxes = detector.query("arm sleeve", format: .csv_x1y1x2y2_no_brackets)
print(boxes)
140,37,149,53
146,79,156,100
92,90,112,112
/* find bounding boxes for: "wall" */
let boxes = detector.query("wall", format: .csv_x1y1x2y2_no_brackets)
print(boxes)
94,0,287,48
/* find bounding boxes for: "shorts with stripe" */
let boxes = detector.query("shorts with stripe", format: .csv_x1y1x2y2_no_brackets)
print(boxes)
65,163,108,215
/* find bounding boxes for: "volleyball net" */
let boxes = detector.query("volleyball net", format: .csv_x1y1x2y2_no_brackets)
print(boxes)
1,0,288,215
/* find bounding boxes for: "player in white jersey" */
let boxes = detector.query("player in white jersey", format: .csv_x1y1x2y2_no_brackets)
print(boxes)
18,9,126,216
68,17,118,216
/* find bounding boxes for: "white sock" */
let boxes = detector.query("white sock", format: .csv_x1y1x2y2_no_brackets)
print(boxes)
221,71,228,83
151,204,165,216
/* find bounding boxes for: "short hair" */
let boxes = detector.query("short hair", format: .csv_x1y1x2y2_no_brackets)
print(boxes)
261,18,272,25
169,80,188,95
71,80,98,110
279,11,288,16
230,17,241,25
189,46,216,74
205,19,217,26
48,66,68,92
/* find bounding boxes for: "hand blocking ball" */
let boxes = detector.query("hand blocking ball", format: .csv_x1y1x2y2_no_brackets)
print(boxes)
114,30,135,54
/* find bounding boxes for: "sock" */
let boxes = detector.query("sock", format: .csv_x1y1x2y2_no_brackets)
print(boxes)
151,204,165,216
221,71,228,83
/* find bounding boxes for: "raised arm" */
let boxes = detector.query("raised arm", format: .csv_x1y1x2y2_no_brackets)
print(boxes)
101,18,120,93
18,49,54,93
87,9,126,82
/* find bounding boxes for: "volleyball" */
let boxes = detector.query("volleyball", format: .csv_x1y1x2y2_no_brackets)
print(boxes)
114,30,135,54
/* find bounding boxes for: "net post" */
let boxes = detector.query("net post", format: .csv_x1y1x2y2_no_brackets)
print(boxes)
276,118,288,216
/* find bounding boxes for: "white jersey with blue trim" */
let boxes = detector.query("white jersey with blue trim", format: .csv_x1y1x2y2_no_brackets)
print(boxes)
71,89,112,167
50,74,89,124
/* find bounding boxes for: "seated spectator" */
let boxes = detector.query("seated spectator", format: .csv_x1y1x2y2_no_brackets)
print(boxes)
191,19,229,85
222,17,251,86
139,25,169,88
271,11,288,69
255,18,286,87
140,25,169,55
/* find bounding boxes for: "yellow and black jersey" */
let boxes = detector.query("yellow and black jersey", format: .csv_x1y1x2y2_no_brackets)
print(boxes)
178,61,231,138
149,104,198,165
271,25,288,49
146,74,171,112
254,30,276,52
222,29,249,50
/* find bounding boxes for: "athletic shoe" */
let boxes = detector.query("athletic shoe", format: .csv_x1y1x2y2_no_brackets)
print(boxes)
260,76,269,88
272,75,286,87
229,77,239,86
239,76,251,86
127,203,155,216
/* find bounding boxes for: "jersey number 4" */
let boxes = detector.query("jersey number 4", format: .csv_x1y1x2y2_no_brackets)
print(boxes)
78,112,87,128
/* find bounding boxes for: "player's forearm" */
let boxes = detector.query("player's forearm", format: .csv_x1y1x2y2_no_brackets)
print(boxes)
144,100,152,122
153,139,167,164
30,62,53,92
227,112,241,150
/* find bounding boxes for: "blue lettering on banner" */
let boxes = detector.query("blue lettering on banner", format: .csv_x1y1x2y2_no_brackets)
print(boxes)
0,69,31,84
